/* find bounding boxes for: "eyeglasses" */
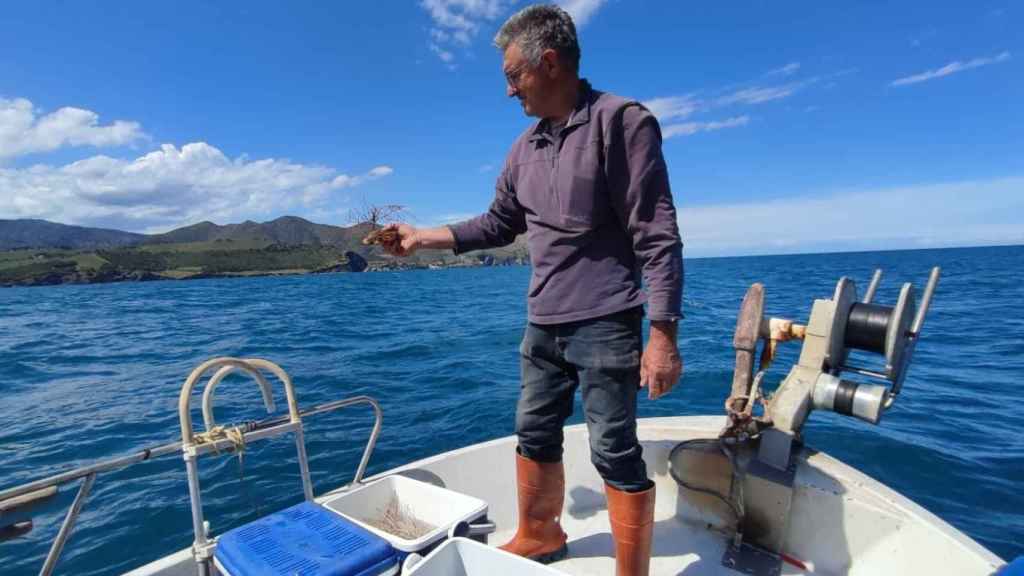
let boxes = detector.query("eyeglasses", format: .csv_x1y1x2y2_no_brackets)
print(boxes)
504,61,531,88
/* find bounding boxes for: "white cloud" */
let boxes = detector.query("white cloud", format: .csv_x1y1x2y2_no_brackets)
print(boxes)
421,0,506,43
0,97,146,160
420,0,608,66
891,51,1011,86
645,73,823,140
679,177,1024,257
433,212,479,225
367,166,394,178
642,95,699,122
646,80,811,139
717,83,802,105
663,116,749,139
420,0,511,64
766,62,800,77
430,43,456,64
0,142,394,232
557,0,608,26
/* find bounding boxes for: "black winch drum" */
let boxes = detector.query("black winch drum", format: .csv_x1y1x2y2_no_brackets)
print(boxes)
844,303,891,354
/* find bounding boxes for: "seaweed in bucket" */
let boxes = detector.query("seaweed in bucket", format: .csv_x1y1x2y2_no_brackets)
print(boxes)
362,494,436,540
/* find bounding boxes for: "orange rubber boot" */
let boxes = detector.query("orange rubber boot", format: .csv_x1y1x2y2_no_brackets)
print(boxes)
605,482,655,576
498,452,569,563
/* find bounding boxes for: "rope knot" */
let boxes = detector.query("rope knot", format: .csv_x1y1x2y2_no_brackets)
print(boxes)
194,424,247,456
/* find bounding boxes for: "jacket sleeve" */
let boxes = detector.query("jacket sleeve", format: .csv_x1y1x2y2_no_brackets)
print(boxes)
447,160,526,254
606,103,684,322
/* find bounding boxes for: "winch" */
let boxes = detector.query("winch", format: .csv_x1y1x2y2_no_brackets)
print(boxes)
672,266,941,575
743,267,939,448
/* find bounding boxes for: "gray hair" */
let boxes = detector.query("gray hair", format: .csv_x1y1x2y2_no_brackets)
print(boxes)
494,4,580,74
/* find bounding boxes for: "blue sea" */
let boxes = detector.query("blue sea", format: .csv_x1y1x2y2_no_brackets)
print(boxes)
1,245,1022,574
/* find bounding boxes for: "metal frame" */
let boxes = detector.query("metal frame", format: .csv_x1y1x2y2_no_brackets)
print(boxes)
39,474,95,576
0,357,382,576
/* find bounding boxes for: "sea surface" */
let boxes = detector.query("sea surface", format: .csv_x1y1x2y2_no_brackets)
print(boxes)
1,245,1022,574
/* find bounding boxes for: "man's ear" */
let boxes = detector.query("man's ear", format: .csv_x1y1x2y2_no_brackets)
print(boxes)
541,48,561,78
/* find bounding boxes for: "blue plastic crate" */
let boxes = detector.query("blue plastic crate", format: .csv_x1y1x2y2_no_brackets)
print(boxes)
214,501,399,576
1000,557,1024,576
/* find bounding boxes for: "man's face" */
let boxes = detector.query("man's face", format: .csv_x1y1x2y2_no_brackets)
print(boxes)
502,43,553,118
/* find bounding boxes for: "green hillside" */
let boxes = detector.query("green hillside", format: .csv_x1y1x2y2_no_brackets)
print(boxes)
0,217,529,287
0,219,145,250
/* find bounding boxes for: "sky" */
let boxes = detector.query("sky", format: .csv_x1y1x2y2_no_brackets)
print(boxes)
0,1,1020,257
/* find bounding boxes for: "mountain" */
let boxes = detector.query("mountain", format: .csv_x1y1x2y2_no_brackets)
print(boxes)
146,216,364,247
0,219,146,250
0,216,370,251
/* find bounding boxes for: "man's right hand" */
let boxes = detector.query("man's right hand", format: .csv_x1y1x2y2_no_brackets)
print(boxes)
380,223,420,257
379,224,456,257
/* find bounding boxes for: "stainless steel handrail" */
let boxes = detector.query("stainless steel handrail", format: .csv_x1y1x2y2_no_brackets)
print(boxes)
179,358,315,576
0,367,383,576
0,443,181,505
202,364,277,431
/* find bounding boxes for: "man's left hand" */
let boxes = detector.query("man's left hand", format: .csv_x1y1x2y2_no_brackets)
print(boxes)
641,321,682,400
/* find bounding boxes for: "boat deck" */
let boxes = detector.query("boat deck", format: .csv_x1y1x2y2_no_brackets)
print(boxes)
493,508,804,576
126,416,1003,576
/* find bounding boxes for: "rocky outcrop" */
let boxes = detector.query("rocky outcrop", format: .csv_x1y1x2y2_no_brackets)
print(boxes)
344,251,368,272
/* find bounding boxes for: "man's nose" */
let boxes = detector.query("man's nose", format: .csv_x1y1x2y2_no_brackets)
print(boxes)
506,83,518,98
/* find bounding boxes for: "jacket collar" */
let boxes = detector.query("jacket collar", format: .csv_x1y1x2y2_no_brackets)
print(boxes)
528,79,593,142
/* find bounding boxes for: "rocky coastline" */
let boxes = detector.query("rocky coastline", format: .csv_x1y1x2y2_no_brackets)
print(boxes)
1,252,529,288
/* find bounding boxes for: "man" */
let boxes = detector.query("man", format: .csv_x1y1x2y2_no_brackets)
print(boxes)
381,4,682,575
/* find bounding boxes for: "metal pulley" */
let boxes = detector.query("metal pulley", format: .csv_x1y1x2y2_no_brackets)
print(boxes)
802,267,941,427
828,267,940,402
811,373,890,424
805,268,938,425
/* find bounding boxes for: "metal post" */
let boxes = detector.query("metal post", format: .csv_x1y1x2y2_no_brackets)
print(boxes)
911,267,941,335
184,453,210,576
863,269,882,303
839,364,890,381
352,398,382,485
293,426,315,501
39,473,95,576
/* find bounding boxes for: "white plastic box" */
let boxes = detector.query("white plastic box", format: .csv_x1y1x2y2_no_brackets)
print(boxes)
405,538,571,576
322,475,488,554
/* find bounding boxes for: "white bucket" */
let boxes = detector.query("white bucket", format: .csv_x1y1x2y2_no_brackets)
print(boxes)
322,475,488,554
404,538,570,576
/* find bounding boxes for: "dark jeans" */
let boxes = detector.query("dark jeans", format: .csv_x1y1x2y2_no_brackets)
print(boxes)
516,307,650,492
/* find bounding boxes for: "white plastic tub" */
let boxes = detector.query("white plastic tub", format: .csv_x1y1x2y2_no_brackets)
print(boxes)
404,538,570,576
322,475,488,554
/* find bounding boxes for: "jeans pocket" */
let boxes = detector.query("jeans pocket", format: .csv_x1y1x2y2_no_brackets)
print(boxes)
520,323,553,359
565,314,641,370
